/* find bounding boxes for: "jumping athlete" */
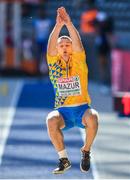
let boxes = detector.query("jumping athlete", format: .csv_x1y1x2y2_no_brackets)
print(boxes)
46,7,99,174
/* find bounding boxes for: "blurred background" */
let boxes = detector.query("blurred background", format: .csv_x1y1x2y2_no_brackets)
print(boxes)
0,0,130,179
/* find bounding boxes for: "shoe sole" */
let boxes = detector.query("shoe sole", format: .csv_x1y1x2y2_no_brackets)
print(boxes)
80,163,90,172
53,165,71,174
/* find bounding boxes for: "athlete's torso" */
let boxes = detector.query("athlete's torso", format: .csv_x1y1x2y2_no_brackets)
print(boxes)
47,51,91,108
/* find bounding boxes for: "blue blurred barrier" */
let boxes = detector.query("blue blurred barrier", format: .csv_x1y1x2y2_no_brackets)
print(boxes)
17,80,55,109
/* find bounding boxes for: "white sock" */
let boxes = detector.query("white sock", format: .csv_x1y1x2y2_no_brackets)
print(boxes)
58,149,68,159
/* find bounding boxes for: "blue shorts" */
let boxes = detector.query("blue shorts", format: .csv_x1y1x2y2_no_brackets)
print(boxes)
57,104,91,130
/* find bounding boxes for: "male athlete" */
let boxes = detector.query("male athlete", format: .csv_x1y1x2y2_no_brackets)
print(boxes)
46,7,99,174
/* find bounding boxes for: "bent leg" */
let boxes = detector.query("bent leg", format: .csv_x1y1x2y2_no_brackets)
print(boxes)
81,109,99,151
46,110,65,152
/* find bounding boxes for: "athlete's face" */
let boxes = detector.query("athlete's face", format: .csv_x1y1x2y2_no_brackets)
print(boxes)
57,38,72,57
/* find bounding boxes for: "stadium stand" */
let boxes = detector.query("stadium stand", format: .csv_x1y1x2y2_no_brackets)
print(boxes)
96,0,130,49
43,0,130,49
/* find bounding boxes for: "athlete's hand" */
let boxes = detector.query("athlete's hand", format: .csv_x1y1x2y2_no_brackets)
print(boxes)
56,10,65,27
57,7,72,26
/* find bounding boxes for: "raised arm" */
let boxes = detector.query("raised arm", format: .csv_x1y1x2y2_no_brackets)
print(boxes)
47,12,64,56
58,7,84,52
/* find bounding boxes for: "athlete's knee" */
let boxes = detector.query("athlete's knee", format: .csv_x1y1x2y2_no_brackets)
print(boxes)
88,109,99,128
46,111,60,130
83,109,99,128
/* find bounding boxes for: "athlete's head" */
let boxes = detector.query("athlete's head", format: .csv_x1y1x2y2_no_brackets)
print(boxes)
57,36,72,57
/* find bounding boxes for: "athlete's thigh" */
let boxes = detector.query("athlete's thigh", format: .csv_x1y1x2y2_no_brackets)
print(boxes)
46,110,65,129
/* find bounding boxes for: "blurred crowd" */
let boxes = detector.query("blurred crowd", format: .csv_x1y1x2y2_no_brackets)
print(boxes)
22,4,53,75
0,2,53,76
79,0,114,93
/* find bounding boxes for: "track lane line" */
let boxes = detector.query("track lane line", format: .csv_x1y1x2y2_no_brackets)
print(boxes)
0,81,23,165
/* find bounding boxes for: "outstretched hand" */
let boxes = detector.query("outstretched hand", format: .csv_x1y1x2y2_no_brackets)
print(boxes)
57,7,71,26
56,12,64,27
